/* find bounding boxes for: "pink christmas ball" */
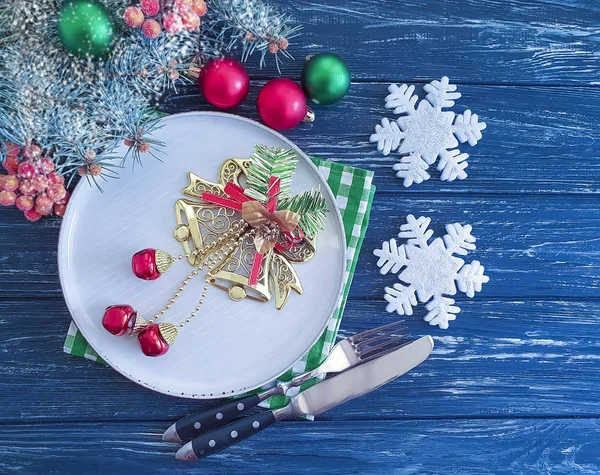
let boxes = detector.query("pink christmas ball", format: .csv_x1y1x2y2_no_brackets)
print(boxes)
257,78,308,130
198,57,249,109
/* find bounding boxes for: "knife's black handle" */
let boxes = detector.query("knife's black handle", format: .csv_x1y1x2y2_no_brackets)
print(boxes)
175,394,261,441
190,410,276,458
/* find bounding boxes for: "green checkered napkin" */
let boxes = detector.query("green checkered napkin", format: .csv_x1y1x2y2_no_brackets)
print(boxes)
64,157,375,409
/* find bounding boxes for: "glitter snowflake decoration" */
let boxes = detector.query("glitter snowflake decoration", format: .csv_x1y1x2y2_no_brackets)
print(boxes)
374,215,489,329
369,77,486,187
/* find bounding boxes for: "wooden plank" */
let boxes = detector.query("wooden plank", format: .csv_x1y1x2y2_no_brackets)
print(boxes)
1,194,598,298
0,298,598,422
4,86,600,199
162,83,600,195
1,0,598,469
0,419,598,473
354,194,600,298
245,0,600,86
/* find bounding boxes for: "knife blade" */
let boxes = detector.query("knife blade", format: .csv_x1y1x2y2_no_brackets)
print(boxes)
175,335,434,460
164,330,410,443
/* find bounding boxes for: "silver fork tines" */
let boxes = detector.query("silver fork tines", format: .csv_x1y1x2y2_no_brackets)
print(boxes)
352,325,408,347
349,321,408,359
348,320,407,346
355,338,410,360
273,320,409,396
335,320,408,367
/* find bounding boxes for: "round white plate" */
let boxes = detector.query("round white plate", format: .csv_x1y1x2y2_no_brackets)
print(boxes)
58,112,346,399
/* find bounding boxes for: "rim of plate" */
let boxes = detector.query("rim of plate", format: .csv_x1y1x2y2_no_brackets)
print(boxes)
58,111,347,399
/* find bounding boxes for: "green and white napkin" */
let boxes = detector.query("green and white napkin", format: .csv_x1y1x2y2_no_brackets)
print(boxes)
64,157,375,409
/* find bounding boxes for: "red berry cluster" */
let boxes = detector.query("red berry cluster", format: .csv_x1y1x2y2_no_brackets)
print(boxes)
0,143,70,222
124,0,207,39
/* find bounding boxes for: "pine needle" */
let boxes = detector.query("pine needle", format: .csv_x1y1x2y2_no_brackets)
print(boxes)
279,190,328,239
0,1,301,187
244,145,298,203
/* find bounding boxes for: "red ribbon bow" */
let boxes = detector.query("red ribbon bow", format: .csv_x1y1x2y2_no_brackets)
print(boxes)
201,177,304,285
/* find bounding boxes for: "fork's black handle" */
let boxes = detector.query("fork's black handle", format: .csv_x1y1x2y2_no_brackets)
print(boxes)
175,394,261,441
189,410,277,459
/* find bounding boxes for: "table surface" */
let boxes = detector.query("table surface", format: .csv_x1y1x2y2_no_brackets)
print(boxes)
1,1,599,473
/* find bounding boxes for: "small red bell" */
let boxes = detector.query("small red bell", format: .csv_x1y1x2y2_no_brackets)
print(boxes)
137,322,178,357
132,249,175,280
102,305,145,336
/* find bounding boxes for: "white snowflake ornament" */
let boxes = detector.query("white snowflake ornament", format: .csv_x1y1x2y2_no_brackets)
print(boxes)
370,77,486,187
374,215,489,329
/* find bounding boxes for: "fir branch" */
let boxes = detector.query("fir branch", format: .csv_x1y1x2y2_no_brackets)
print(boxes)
111,31,199,97
244,145,297,203
0,2,174,186
0,0,56,36
0,0,304,192
279,190,328,239
203,0,302,71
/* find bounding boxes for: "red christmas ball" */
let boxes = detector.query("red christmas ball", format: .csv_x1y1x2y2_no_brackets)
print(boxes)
257,78,309,130
138,323,170,357
102,305,137,336
132,248,161,280
198,58,249,109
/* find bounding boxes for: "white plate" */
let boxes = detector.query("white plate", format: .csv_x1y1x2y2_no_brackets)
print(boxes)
58,112,346,399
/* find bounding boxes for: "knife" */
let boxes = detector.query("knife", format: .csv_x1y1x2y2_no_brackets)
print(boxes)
163,327,409,443
175,335,434,461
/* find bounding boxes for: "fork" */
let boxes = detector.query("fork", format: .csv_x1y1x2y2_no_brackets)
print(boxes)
163,320,407,442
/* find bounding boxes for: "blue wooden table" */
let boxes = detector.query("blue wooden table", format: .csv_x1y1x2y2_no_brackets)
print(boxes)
1,1,599,473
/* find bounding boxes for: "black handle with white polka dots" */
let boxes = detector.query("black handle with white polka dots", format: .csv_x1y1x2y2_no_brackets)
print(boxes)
175,393,261,441
190,410,277,458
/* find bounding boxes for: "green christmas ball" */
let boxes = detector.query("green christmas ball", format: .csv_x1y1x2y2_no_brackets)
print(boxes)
301,53,351,105
57,0,117,60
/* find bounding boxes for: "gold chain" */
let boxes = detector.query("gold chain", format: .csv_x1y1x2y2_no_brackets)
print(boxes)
176,228,253,328
148,220,250,328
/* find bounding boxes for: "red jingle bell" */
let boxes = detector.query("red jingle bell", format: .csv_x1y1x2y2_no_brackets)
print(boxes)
257,78,314,130
102,305,138,336
198,57,250,109
132,249,175,280
137,322,178,357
